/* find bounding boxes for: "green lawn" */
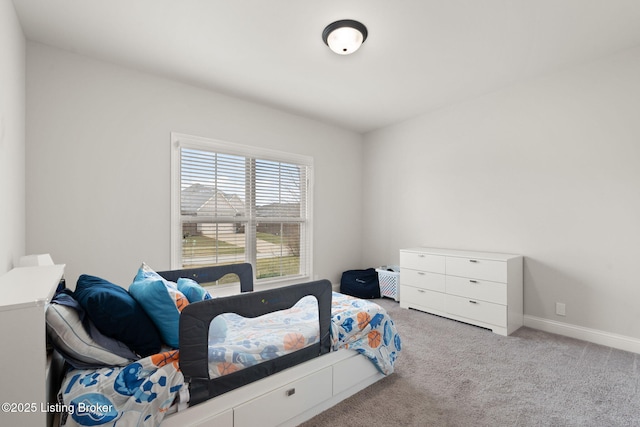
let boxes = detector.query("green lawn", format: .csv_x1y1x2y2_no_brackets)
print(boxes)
182,235,244,257
256,232,283,245
182,233,299,283
256,256,299,279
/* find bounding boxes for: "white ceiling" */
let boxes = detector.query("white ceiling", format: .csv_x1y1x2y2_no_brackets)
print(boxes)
12,0,640,133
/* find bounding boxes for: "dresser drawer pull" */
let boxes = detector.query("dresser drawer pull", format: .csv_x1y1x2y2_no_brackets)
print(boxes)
286,388,296,397
469,280,478,284
417,289,426,293
469,259,478,263
469,300,478,304
417,272,426,275
418,254,426,258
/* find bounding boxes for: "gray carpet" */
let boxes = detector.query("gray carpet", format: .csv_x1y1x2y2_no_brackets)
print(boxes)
300,298,640,426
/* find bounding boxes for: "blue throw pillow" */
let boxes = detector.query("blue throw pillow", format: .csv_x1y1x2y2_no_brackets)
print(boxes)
177,277,212,303
74,274,162,357
128,263,189,348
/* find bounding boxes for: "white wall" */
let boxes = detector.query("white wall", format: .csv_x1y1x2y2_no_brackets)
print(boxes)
26,42,364,288
0,0,25,274
363,47,640,340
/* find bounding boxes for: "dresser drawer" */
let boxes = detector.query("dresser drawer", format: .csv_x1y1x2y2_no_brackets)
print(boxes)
401,269,446,292
446,256,507,283
400,251,445,273
234,367,332,427
445,275,506,305
400,286,446,312
445,294,506,327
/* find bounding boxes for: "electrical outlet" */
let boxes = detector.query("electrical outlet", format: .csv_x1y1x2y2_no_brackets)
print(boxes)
556,302,566,316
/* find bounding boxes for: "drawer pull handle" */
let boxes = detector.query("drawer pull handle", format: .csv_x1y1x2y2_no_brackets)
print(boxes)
469,280,478,284
469,259,478,263
417,289,426,293
418,254,425,258
469,300,478,304
286,388,296,397
417,272,426,275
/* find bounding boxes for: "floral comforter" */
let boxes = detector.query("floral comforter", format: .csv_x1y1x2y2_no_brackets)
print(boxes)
58,351,184,426
330,292,401,374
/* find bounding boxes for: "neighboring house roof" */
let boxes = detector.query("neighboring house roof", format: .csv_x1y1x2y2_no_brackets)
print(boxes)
181,183,245,217
182,184,302,218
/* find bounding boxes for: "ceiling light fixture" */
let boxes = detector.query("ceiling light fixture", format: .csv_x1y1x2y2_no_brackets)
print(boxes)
322,19,368,55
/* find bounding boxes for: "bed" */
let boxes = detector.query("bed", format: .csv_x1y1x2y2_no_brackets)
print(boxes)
50,263,401,427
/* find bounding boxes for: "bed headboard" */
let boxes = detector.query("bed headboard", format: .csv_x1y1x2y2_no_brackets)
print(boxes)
157,263,254,293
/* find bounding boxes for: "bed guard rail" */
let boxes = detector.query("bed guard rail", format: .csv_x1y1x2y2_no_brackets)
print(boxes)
179,279,333,405
157,263,254,293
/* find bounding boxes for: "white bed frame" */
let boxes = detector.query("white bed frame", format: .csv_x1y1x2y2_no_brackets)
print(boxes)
162,349,383,427
0,265,384,427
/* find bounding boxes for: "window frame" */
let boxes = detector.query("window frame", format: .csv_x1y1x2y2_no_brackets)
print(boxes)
170,132,314,287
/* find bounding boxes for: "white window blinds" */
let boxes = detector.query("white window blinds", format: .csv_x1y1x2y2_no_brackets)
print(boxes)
172,134,312,283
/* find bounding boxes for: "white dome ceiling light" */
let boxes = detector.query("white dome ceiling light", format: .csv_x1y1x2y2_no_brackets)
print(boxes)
322,19,368,55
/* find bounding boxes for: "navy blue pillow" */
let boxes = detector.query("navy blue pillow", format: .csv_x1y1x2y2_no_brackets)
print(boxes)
74,274,162,357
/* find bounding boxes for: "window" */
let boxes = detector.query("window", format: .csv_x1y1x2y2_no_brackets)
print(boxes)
171,133,313,284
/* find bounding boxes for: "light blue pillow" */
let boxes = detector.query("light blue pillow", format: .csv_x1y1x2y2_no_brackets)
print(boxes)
128,263,189,348
177,277,212,303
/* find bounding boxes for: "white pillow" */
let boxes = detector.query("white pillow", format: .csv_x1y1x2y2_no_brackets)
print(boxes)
46,303,132,367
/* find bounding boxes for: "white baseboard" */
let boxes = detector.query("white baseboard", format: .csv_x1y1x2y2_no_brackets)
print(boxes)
524,315,640,354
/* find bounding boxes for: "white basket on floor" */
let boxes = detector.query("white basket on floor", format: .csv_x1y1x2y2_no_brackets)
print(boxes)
376,266,400,301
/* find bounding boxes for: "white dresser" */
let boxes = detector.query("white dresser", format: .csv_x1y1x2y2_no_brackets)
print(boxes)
399,247,523,336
